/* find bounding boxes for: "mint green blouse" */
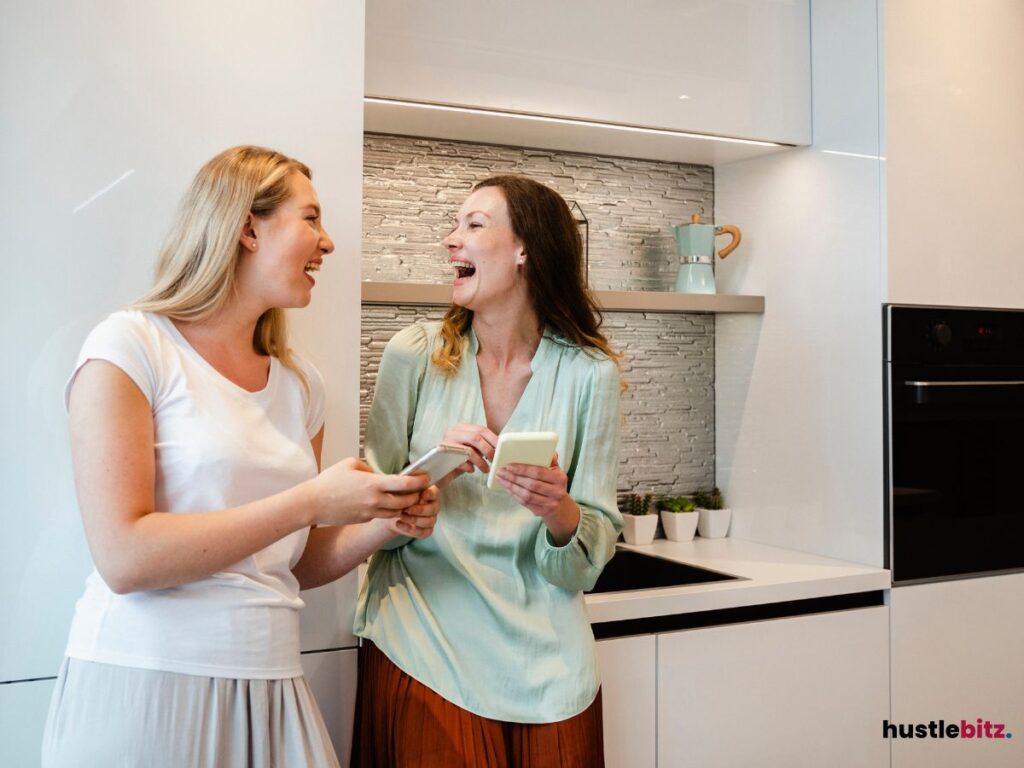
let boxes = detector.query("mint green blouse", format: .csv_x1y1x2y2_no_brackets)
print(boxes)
354,321,623,723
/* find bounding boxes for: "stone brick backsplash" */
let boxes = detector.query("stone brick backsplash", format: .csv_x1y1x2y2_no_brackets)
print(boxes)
363,134,715,292
361,134,716,498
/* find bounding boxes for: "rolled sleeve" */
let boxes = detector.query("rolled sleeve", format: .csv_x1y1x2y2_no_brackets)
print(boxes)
534,356,623,592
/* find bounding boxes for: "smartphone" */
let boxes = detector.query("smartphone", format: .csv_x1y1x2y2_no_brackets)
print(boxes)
399,444,473,484
486,431,559,491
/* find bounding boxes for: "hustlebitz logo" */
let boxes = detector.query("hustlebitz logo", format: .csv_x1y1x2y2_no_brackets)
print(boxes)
882,719,1013,740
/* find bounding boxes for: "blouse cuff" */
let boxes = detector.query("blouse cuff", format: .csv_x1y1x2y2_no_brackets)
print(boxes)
533,504,615,592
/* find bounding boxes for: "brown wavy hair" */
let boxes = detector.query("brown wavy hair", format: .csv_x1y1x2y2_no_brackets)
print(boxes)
433,175,620,373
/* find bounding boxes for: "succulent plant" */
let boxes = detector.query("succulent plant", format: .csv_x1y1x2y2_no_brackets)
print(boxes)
694,487,724,510
657,496,697,513
624,493,653,515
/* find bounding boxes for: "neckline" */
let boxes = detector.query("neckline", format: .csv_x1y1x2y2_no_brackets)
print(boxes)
467,325,552,433
151,312,278,398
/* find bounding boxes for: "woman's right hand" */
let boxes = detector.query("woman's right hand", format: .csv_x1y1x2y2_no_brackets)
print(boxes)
438,423,499,484
310,457,430,526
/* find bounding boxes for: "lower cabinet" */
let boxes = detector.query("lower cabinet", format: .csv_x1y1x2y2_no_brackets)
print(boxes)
599,605,891,768
657,606,890,767
890,574,1024,768
0,676,56,767
301,647,359,768
597,635,657,768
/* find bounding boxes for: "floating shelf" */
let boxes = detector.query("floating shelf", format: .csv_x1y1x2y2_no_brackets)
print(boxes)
361,282,764,315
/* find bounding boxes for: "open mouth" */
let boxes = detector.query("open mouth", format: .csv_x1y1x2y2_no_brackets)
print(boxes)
304,261,321,274
452,260,476,279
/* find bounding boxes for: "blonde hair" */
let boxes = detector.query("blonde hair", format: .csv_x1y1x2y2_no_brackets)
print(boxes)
130,145,312,390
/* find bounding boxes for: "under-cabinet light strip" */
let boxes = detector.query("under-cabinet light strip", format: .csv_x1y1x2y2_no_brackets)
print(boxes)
365,97,790,148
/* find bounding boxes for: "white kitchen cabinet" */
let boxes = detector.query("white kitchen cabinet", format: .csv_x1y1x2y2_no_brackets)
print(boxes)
0,677,55,767
657,606,890,767
597,635,657,768
890,575,1024,768
302,648,359,768
886,0,1024,309
365,0,810,146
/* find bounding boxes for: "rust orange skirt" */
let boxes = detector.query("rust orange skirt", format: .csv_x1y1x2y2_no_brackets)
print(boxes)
351,641,605,768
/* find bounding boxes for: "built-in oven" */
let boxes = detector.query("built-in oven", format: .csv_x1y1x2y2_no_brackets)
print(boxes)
884,305,1024,584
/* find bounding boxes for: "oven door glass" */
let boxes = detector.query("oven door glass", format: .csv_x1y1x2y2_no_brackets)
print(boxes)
889,364,1024,583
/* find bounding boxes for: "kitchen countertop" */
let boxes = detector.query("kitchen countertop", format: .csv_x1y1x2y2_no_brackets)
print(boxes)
584,537,891,625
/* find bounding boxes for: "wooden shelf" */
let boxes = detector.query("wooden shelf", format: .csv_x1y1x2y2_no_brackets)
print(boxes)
361,282,764,314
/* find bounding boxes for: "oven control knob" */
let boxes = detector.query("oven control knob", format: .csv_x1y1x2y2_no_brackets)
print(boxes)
932,322,953,346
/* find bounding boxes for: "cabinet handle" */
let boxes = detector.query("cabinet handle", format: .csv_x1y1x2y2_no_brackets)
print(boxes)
904,380,1024,387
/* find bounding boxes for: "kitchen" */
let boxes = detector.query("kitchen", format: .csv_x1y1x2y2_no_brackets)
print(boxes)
2,1,1022,767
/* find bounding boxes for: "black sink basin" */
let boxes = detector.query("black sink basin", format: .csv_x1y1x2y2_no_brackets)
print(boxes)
586,549,739,594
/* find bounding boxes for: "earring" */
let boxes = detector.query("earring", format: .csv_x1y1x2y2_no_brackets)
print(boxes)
517,257,525,265
251,240,257,251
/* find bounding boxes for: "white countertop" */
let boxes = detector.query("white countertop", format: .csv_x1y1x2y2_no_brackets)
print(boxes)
584,537,891,624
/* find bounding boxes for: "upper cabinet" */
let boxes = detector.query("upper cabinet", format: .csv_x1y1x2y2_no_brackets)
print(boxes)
365,0,811,164
886,0,1024,309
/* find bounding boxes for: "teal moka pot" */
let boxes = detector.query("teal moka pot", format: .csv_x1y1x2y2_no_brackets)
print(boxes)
672,213,742,294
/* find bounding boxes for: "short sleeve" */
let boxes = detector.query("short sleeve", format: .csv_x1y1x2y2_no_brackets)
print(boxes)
293,355,327,438
64,311,161,412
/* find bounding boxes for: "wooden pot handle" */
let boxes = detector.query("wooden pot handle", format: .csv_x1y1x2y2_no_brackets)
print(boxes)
715,224,742,259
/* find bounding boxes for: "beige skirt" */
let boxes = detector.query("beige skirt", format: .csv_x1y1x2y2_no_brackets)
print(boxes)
41,657,340,768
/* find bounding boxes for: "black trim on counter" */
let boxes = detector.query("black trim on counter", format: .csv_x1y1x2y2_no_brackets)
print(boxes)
591,590,885,640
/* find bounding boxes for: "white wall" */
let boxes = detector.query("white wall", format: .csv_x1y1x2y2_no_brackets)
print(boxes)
0,1,364,763
714,0,886,565
886,0,1024,309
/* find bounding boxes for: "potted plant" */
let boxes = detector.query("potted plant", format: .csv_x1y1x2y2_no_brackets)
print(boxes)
620,493,658,545
694,487,731,538
656,496,699,542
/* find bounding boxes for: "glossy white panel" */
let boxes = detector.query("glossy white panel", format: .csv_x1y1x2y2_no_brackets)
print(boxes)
0,678,55,767
366,0,811,144
890,575,1024,767
657,607,890,766
302,648,359,768
713,0,885,565
596,636,656,768
0,0,365,681
299,571,360,653
886,0,1024,309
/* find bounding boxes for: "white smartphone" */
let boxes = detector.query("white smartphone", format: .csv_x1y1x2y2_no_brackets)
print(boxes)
399,444,473,484
486,431,559,491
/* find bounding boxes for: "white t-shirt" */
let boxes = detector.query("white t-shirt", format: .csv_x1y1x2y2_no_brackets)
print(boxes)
63,310,325,679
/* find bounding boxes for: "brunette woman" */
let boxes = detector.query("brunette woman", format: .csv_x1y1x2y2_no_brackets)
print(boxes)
354,175,622,767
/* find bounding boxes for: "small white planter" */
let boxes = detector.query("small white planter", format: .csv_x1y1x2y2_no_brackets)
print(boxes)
660,510,699,542
621,513,659,545
697,507,731,538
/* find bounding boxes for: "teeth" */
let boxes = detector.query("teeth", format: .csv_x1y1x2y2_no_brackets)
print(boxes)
451,260,473,270
304,262,320,272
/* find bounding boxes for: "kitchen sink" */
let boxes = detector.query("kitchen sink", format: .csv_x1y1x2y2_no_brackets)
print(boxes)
586,548,740,594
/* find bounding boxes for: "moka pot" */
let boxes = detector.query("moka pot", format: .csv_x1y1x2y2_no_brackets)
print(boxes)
672,213,742,294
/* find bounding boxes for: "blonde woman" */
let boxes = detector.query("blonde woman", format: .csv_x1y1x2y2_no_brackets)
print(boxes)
41,146,438,768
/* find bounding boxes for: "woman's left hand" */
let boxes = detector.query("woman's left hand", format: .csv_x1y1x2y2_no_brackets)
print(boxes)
390,484,440,539
497,455,570,518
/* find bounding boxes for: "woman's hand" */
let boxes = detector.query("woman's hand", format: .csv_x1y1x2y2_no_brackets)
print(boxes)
388,484,440,539
438,423,499,482
310,457,430,526
497,453,581,546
